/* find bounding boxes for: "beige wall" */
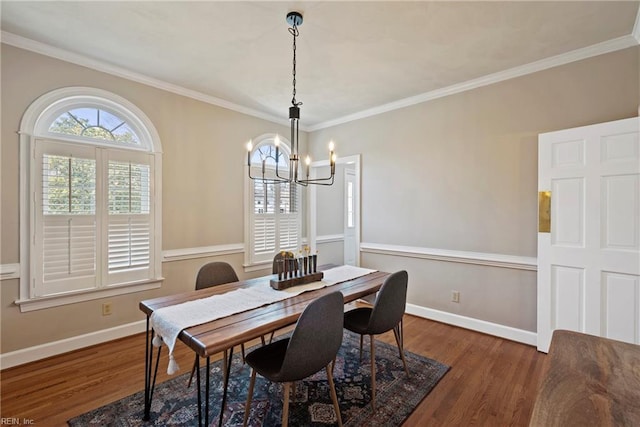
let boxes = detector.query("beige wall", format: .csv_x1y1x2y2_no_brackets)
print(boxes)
1,43,638,355
0,44,307,353
310,46,639,332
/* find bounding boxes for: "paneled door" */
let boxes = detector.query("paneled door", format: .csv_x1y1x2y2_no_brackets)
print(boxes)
537,117,639,353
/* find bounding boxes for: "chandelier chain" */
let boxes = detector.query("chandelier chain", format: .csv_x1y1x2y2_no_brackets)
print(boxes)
289,25,302,107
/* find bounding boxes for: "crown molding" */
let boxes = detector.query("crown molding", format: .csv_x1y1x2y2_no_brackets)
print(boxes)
0,31,293,129
308,35,639,131
2,30,636,134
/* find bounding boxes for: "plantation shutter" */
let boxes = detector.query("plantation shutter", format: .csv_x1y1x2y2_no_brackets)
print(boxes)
107,156,153,284
278,182,299,250
36,146,97,296
250,178,300,263
252,180,276,258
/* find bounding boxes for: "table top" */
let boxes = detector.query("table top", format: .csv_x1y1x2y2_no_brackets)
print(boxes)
529,329,640,426
140,267,389,357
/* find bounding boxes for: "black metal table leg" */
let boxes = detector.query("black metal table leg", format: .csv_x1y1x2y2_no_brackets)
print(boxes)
143,316,162,421
196,356,202,426
205,356,210,427
219,346,234,427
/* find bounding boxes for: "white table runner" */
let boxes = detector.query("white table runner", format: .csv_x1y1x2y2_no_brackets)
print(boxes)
150,265,376,374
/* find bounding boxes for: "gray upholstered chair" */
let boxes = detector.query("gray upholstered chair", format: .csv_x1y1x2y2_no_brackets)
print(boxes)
243,291,344,427
187,262,263,387
195,261,239,291
343,270,409,410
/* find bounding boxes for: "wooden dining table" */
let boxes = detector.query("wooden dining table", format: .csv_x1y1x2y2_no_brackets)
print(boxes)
139,266,389,427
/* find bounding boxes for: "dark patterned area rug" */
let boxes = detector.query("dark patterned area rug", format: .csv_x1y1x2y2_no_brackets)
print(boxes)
68,331,449,426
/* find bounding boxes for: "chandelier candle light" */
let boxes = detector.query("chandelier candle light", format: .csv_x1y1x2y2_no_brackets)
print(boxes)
247,11,336,186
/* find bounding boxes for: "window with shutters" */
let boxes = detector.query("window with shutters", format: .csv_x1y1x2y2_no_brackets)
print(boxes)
18,87,162,311
245,135,301,268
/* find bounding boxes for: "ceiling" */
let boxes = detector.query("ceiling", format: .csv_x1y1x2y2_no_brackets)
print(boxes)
2,1,639,130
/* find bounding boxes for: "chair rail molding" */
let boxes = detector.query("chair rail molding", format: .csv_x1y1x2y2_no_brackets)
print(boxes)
162,243,245,263
317,234,345,244
0,263,20,281
360,242,537,271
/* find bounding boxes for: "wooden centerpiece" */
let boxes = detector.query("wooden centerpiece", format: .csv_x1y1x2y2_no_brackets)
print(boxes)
270,251,322,290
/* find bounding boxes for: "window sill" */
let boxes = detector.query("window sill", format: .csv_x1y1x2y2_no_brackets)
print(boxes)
14,278,164,312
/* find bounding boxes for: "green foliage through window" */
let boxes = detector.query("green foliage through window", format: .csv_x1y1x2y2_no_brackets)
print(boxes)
49,108,140,145
42,154,96,215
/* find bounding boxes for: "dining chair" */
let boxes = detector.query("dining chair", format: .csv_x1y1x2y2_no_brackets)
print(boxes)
187,261,265,387
243,291,344,427
343,270,409,410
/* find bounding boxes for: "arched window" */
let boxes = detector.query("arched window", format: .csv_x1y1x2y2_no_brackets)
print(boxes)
245,135,301,268
48,107,141,145
18,87,162,311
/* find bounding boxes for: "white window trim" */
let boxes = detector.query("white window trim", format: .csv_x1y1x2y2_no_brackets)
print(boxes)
243,133,302,272
18,87,163,312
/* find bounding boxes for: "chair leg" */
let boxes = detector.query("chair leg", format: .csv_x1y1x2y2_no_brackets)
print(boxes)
268,331,275,344
260,335,266,345
241,343,246,363
359,334,364,361
243,368,257,427
187,353,198,387
393,324,410,376
222,349,228,382
370,334,376,411
326,363,343,427
282,382,291,426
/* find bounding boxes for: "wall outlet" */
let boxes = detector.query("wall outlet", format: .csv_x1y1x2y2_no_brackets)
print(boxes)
102,302,113,316
451,291,460,303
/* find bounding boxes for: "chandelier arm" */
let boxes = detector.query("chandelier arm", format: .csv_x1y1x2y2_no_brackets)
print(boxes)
248,165,289,183
296,175,336,186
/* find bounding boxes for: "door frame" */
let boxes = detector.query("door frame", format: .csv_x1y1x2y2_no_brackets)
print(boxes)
308,154,361,266
343,167,357,265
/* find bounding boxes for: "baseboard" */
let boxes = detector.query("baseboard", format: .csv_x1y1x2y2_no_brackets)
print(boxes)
406,303,537,346
0,320,146,370
0,304,537,369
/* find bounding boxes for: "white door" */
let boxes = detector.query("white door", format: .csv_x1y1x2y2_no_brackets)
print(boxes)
537,117,640,352
344,168,357,266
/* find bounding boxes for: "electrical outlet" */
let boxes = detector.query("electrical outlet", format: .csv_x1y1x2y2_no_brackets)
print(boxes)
451,291,460,303
102,302,113,316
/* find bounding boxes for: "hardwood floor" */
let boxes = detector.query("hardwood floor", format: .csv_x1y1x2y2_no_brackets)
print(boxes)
1,315,546,426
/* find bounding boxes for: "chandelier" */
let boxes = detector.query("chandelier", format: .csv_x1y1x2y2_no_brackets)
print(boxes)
246,11,336,186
